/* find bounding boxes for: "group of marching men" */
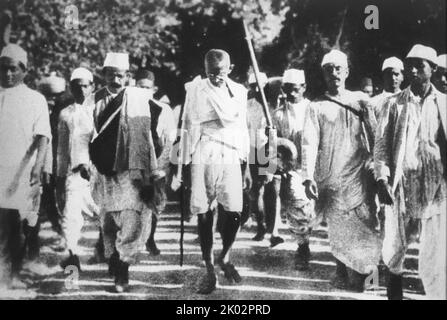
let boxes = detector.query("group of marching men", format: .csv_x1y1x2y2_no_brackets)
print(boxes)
0,41,446,299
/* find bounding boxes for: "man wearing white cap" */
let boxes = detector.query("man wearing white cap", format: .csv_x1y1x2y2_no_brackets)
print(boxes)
375,44,446,300
302,49,381,291
269,68,313,264
0,44,51,289
433,54,447,93
38,71,67,240
368,57,404,131
87,52,160,293
55,67,99,271
274,69,309,165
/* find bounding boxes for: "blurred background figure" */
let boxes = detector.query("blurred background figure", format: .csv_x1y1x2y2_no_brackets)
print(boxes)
246,71,270,241
135,68,176,256
368,57,404,132
359,76,374,97
37,72,67,242
56,67,99,271
433,54,447,93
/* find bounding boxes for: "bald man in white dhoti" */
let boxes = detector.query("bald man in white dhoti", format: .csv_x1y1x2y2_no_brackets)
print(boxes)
173,49,251,294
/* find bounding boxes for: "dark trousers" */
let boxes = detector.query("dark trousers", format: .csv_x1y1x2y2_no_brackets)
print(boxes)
0,208,24,285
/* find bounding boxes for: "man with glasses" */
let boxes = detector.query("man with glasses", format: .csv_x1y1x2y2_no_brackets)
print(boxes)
375,44,446,300
172,49,251,294
302,49,381,292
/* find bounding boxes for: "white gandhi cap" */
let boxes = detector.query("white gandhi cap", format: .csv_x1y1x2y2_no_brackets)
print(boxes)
103,52,130,70
282,69,305,85
0,43,28,68
248,72,268,86
321,49,348,68
70,67,93,82
382,57,404,71
406,44,437,65
436,54,447,69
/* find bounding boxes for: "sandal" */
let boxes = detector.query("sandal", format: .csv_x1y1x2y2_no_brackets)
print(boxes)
218,261,242,283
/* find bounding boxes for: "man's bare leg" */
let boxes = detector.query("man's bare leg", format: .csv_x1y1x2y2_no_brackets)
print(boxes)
216,204,242,283
197,210,216,294
264,176,284,247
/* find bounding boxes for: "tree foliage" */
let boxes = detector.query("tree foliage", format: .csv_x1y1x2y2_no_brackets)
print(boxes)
1,0,445,102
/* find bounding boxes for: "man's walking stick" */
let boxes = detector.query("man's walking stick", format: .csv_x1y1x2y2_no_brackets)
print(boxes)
242,19,272,128
242,19,276,168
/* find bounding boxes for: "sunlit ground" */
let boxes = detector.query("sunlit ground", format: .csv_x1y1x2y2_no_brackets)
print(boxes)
0,202,425,300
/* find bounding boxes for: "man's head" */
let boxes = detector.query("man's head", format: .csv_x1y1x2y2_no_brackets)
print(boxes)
321,49,349,93
204,49,233,88
38,72,66,110
404,44,437,87
360,77,374,97
282,69,306,103
434,54,447,93
102,52,130,92
381,57,404,93
70,67,93,103
248,72,268,93
0,44,27,88
135,69,157,97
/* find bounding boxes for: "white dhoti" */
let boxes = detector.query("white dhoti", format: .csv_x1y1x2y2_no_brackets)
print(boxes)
419,200,446,300
327,202,382,275
0,165,41,227
190,138,243,215
62,171,99,255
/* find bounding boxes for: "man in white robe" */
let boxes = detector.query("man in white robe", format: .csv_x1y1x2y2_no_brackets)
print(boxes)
0,44,51,289
302,49,381,292
57,67,99,271
135,69,176,256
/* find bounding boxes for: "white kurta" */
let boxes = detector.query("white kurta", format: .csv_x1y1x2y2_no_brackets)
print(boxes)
0,84,51,217
57,102,99,254
302,90,381,274
57,103,95,177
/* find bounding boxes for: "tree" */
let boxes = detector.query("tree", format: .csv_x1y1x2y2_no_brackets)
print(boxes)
260,0,446,98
